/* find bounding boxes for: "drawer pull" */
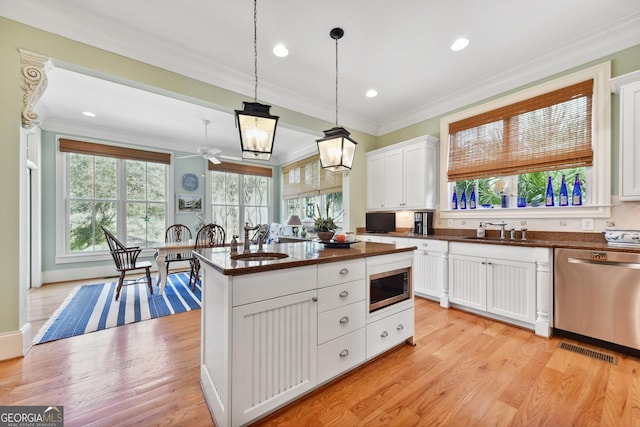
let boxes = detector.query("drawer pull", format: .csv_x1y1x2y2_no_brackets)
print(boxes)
339,290,349,298
312,296,318,302
339,349,349,357
339,268,349,275
397,324,404,331
380,331,388,338
339,316,349,324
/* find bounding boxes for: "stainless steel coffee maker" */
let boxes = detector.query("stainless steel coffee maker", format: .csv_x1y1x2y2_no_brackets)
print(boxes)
413,211,433,235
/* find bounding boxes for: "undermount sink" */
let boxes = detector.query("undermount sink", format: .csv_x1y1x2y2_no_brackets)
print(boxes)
462,236,507,241
230,252,290,261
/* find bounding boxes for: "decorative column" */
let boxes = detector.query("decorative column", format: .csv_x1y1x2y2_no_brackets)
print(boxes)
439,249,450,308
535,257,551,337
20,49,51,129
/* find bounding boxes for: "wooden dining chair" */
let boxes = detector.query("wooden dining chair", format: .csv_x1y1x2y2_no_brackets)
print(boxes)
164,224,194,276
101,226,153,300
189,223,226,290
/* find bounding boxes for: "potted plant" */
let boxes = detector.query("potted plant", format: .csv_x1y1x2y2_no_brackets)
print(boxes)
314,201,337,241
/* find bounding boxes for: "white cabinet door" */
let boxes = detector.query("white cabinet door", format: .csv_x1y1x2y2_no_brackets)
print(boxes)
384,149,404,208
619,79,640,200
367,154,386,209
403,141,426,209
486,258,536,323
411,239,447,300
232,290,318,426
448,254,486,311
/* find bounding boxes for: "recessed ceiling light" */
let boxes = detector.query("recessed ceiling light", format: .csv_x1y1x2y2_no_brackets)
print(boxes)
82,111,96,117
450,38,469,52
366,89,378,98
273,44,289,57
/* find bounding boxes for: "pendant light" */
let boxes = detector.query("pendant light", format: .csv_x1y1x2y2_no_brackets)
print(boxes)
316,27,357,172
235,0,279,161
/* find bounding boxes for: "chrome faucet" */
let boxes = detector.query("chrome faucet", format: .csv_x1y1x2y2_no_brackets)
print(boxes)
484,221,508,239
243,222,260,253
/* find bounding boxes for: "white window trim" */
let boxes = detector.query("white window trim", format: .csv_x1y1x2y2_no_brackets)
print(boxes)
439,61,611,219
54,136,174,264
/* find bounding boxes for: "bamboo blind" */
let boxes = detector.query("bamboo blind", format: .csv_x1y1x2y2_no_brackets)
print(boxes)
59,138,171,164
282,154,342,198
208,161,272,177
447,80,593,181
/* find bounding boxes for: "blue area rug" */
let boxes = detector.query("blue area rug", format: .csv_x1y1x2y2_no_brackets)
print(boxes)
33,272,200,345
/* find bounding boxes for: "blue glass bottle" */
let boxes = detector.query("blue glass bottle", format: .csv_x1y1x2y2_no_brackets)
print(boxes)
545,175,554,207
469,186,476,209
559,175,568,206
460,188,467,209
572,174,582,206
451,187,458,210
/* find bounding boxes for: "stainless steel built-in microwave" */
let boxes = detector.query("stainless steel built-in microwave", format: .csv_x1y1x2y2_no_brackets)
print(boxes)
369,267,411,312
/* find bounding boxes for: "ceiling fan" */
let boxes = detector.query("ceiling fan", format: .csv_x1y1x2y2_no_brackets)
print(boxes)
177,120,241,164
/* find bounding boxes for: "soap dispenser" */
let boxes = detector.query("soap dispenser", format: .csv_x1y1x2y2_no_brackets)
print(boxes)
476,222,485,238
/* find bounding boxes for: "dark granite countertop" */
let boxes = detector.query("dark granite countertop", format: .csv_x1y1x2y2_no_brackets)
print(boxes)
193,240,416,276
358,228,640,253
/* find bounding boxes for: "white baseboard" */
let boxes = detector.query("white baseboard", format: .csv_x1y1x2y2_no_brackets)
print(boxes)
42,261,191,284
0,324,32,361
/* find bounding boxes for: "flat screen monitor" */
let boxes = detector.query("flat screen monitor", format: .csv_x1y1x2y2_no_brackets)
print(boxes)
365,212,396,233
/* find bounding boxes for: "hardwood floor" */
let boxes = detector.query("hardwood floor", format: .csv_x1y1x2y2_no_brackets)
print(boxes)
3,284,639,426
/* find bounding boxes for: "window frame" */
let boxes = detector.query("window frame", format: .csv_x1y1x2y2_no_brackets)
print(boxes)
55,137,173,264
439,62,611,219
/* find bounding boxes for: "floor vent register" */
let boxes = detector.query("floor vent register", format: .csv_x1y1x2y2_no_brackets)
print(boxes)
558,342,618,365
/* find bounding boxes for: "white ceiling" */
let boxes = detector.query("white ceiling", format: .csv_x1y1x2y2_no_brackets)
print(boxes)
2,1,640,165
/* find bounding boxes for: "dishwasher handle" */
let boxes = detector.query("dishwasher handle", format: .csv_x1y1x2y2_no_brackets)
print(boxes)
567,257,640,269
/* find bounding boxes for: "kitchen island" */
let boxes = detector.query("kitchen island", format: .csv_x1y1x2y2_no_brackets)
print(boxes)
193,240,416,427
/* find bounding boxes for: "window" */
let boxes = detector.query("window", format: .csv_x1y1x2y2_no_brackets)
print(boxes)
209,162,272,240
58,138,170,259
282,154,343,228
440,62,611,218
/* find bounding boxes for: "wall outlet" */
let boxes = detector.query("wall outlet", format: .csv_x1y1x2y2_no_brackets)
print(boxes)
447,219,454,227
559,220,567,226
606,220,616,228
581,218,594,230
520,220,527,227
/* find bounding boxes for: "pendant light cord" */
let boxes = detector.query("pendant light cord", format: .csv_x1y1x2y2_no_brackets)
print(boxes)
253,0,258,102
335,35,339,126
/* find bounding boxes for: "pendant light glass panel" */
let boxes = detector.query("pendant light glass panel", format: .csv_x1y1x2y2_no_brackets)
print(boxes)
236,102,278,160
317,126,357,172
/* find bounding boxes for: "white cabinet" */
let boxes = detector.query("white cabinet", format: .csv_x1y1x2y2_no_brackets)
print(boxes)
232,289,318,426
409,239,447,303
366,135,438,210
448,243,540,327
612,71,640,200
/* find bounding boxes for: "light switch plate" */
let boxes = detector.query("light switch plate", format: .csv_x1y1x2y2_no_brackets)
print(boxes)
581,218,594,230
447,219,454,227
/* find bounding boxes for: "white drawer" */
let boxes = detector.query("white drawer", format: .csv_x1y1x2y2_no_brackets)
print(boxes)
318,300,366,344
408,238,448,253
232,265,317,306
317,279,366,312
366,307,414,359
318,328,365,384
317,259,365,288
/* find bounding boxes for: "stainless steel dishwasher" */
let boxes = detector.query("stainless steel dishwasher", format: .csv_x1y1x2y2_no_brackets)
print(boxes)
555,248,640,352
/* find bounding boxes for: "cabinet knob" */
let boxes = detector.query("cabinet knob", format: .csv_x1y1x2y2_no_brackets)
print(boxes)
339,316,349,324
339,349,349,357
380,331,388,338
339,290,349,298
339,268,349,275
397,324,404,331
312,296,318,302
481,261,486,265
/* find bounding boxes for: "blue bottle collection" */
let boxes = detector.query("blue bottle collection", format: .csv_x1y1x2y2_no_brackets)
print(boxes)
469,186,476,209
460,188,467,209
451,187,458,209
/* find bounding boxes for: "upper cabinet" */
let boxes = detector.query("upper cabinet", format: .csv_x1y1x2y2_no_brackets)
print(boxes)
612,70,640,201
366,135,439,211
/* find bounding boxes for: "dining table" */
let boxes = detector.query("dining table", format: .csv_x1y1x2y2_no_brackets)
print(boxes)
153,241,195,294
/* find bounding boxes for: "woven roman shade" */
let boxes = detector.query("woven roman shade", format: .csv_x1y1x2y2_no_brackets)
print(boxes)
208,161,272,177
282,154,342,198
447,80,593,181
59,138,171,164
